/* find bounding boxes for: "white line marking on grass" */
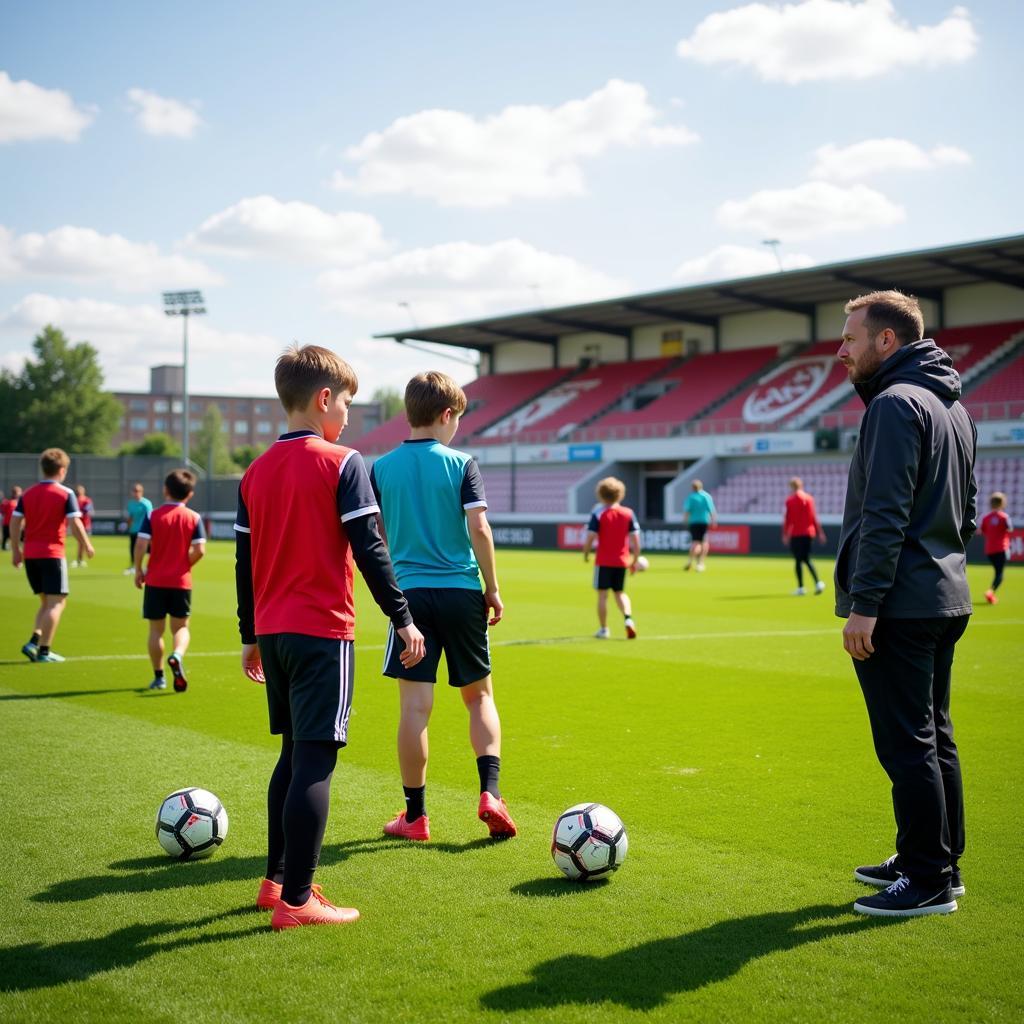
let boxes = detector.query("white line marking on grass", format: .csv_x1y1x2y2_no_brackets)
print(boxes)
54,619,1024,662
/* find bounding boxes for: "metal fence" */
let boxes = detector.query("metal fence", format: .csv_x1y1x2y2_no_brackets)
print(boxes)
0,453,242,516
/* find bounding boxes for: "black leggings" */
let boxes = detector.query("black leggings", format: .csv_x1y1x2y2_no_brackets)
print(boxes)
266,736,339,906
789,536,819,587
988,552,1006,591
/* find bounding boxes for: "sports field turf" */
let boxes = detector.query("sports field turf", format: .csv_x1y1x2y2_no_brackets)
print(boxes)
1,537,1021,1023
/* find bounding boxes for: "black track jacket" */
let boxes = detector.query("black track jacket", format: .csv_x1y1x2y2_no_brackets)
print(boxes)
835,339,977,619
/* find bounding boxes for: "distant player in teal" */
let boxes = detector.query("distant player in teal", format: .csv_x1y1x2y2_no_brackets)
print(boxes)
371,370,516,843
683,479,716,572
124,482,153,574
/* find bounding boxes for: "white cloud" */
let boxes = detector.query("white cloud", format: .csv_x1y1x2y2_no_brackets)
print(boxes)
317,239,628,324
0,293,281,393
0,71,94,143
674,244,816,283
190,195,388,265
717,181,905,239
333,79,697,207
677,0,977,84
0,224,221,292
810,138,971,181
126,87,202,138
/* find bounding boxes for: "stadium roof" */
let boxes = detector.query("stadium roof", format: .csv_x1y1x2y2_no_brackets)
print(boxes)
375,233,1024,353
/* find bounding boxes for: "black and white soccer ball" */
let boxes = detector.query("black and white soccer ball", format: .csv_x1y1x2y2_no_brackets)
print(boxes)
156,787,229,860
551,802,628,881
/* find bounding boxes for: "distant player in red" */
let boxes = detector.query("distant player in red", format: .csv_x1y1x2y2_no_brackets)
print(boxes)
235,344,424,930
979,491,1013,605
583,476,641,639
134,469,206,692
72,484,93,568
2,484,21,550
783,477,827,595
11,448,94,662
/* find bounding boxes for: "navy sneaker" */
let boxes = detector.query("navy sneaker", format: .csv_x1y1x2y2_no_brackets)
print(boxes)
856,855,965,898
148,677,167,691
853,876,957,917
21,641,39,662
167,653,188,692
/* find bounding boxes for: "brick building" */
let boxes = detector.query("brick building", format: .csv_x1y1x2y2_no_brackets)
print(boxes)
111,365,383,451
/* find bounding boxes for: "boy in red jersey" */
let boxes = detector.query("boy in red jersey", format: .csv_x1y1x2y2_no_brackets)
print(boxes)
583,477,641,639
235,344,424,931
11,449,94,662
72,484,94,568
782,477,827,595
2,485,22,550
979,492,1013,605
134,469,206,692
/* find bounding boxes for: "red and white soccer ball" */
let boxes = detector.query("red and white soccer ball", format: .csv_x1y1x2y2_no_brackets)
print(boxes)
156,787,229,860
551,803,628,881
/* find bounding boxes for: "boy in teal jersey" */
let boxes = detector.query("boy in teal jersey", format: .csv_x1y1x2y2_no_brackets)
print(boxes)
124,483,153,574
370,370,516,842
683,479,717,572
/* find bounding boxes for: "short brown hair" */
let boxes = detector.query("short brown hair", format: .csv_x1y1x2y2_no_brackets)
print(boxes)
990,491,1006,509
275,344,358,413
404,371,468,428
165,468,197,501
844,290,924,347
596,477,626,503
790,477,803,490
40,448,69,477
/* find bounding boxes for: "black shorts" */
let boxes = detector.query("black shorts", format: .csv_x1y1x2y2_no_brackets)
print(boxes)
790,536,813,561
690,523,708,542
383,588,491,687
25,558,68,596
143,586,192,620
258,633,355,745
593,566,627,592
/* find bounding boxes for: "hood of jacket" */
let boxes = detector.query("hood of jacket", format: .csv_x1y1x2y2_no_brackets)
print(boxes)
854,339,962,407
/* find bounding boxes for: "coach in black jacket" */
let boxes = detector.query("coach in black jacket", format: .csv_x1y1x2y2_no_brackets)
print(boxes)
834,290,977,918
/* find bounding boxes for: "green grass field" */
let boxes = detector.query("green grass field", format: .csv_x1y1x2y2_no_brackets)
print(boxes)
1,537,1021,1023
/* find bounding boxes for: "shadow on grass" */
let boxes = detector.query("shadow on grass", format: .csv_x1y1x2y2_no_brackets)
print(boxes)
33,836,396,904
0,687,138,701
481,903,898,1012
0,907,266,993
511,876,611,897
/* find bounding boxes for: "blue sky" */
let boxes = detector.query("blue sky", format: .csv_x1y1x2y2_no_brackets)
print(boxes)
2,0,1021,400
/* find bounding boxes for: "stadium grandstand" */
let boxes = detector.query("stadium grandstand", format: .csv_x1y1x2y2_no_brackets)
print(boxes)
357,234,1024,560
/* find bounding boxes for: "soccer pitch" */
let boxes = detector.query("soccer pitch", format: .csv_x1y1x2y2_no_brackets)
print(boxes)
1,538,1021,1023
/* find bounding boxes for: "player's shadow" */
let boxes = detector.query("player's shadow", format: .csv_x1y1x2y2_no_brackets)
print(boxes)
0,907,264,993
32,837,395,904
481,903,896,1012
0,687,136,701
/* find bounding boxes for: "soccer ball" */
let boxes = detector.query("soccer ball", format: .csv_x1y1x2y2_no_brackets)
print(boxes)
156,787,229,860
551,803,628,882
635,556,649,572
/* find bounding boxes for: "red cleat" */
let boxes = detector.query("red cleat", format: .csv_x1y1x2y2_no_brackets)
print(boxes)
478,791,517,838
167,652,188,692
985,589,997,605
270,885,359,930
256,878,282,910
383,810,430,841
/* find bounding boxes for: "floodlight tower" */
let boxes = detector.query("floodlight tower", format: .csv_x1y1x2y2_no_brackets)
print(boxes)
762,239,784,272
162,290,206,464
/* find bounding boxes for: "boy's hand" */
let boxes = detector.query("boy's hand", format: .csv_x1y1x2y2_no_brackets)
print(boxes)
134,569,145,589
396,624,425,668
629,561,637,575
12,549,23,569
484,588,503,625
241,643,265,683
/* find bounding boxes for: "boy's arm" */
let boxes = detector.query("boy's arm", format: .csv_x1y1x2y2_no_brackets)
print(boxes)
340,453,424,666
233,485,262,678
583,508,600,562
70,516,95,558
133,513,151,589
10,510,23,568
188,514,206,566
466,507,502,625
